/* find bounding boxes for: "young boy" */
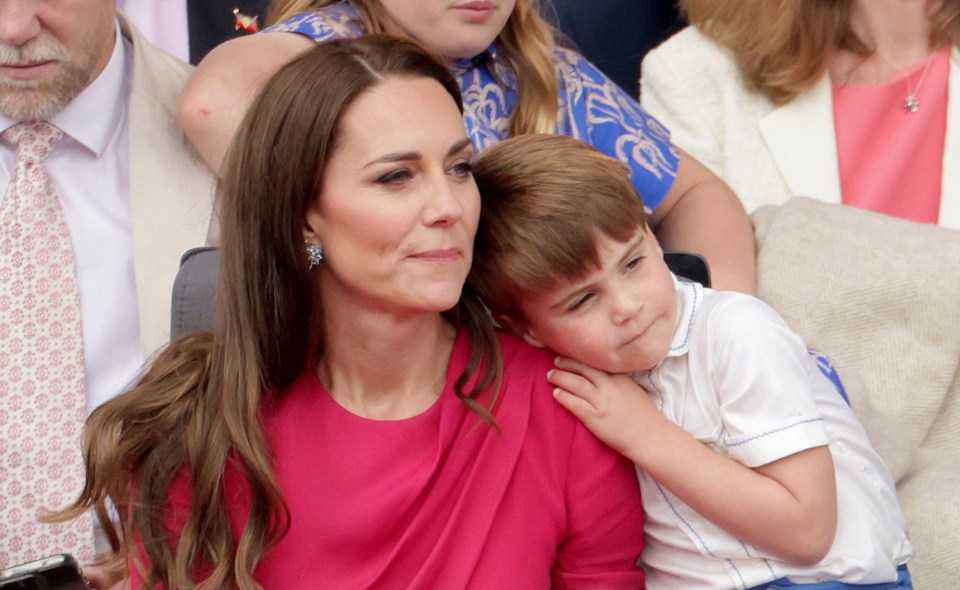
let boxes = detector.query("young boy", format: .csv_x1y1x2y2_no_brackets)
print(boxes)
468,134,913,589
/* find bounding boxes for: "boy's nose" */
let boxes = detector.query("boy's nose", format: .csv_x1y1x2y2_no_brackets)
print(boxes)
611,288,642,325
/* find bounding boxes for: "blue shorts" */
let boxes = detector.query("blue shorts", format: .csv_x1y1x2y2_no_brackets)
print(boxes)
747,564,912,590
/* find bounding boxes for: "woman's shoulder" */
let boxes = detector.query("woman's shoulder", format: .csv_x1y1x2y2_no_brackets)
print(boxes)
643,26,741,83
266,1,366,40
496,330,556,375
551,45,621,92
493,331,584,426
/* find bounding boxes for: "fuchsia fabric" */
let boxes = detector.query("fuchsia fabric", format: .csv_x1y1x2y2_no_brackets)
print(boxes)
134,331,646,589
833,47,950,224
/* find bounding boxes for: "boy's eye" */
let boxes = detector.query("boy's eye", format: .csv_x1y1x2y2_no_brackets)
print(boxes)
624,255,643,271
376,168,413,185
567,292,595,312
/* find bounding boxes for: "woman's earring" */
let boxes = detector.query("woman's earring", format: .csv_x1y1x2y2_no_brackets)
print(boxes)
306,241,324,269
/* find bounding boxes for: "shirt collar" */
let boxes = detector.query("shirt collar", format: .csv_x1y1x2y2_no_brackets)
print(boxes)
1,20,130,156
665,274,703,358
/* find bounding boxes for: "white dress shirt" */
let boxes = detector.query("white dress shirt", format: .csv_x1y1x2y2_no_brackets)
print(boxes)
1,22,144,414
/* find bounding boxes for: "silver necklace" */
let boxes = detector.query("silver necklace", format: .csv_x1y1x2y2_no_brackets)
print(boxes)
874,49,938,114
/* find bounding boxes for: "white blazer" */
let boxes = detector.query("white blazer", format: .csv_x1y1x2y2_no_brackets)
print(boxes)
641,26,960,229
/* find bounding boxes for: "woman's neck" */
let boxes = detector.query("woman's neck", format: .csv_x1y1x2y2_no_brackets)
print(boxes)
832,0,941,85
851,0,938,59
317,308,457,421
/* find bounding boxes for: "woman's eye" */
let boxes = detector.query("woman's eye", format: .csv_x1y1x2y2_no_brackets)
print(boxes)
450,161,473,178
376,169,413,185
567,292,594,312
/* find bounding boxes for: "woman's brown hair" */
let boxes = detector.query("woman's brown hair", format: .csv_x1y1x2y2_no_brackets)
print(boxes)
682,0,960,104
55,34,501,590
267,0,560,134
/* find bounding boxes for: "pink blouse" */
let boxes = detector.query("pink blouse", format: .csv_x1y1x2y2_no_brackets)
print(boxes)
833,47,950,224
134,331,646,589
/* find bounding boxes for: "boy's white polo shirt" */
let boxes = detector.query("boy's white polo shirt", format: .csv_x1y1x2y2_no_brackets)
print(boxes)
633,277,912,589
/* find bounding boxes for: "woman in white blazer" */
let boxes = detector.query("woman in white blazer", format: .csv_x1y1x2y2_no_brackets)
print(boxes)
641,0,960,229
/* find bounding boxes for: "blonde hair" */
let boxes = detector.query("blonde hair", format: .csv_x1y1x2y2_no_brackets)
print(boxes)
682,0,960,104
468,134,648,328
267,0,560,134
54,35,501,590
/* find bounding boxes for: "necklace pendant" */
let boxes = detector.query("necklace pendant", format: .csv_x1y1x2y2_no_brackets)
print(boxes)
904,95,920,113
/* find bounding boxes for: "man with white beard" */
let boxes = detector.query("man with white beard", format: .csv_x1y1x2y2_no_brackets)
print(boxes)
0,0,215,576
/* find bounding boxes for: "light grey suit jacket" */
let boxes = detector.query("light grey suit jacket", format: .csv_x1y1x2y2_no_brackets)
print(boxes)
641,27,960,229
120,13,217,355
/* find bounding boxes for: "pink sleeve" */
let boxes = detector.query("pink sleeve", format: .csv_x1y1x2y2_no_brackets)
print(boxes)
552,421,646,589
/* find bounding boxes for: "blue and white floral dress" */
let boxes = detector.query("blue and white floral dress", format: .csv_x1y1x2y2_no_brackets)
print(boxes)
266,1,680,211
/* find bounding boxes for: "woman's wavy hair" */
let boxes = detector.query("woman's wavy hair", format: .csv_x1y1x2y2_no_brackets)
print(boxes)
267,0,560,134
682,0,960,104
54,34,501,590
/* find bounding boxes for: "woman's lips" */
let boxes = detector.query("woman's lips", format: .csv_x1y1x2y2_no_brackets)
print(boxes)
453,1,497,22
410,248,461,263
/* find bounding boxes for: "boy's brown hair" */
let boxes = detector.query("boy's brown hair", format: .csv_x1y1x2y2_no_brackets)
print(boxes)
469,134,648,327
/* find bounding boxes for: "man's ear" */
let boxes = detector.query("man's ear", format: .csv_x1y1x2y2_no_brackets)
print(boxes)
494,314,546,349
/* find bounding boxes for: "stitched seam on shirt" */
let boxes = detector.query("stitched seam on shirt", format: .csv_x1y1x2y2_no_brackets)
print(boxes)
644,372,666,413
726,417,824,447
654,479,720,559
670,281,700,352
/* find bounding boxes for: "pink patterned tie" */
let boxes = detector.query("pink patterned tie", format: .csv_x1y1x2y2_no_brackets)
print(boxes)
0,122,94,565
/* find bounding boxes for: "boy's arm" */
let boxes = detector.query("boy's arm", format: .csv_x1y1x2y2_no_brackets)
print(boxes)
549,358,837,565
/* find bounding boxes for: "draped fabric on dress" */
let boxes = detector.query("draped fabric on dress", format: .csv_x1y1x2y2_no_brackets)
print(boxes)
135,331,646,589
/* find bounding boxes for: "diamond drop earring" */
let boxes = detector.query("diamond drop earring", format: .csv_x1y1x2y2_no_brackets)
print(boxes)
306,241,324,269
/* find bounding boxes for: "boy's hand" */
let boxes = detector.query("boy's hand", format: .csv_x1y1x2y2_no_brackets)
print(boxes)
548,356,667,463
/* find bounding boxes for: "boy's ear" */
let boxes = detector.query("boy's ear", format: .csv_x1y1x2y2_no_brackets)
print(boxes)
520,330,546,349
494,313,547,348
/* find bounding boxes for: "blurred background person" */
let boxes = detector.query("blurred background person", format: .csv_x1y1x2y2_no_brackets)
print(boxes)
0,0,214,568
641,0,960,228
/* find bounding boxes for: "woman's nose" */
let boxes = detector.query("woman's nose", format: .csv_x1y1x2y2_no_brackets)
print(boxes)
424,179,466,226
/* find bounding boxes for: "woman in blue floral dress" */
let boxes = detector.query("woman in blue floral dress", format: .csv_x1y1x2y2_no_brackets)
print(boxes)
178,0,756,293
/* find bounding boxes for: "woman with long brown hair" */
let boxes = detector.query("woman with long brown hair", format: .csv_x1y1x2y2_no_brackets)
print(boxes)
175,0,758,294
57,34,646,589
642,0,960,228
